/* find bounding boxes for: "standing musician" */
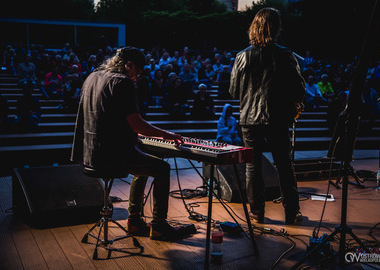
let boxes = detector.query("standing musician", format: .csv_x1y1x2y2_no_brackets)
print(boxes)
229,8,306,224
71,46,185,240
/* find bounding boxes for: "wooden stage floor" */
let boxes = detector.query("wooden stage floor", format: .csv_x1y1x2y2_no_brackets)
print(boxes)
1,153,380,270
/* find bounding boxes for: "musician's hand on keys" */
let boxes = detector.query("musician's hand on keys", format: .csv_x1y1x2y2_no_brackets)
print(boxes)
164,131,183,146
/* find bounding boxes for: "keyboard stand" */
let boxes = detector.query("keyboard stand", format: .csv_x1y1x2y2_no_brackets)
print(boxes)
186,160,259,269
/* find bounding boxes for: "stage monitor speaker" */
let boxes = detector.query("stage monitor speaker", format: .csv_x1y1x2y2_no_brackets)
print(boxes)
12,164,106,228
203,156,281,203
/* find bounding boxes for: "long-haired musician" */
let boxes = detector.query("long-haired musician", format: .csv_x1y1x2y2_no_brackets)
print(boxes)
71,46,184,240
229,8,306,224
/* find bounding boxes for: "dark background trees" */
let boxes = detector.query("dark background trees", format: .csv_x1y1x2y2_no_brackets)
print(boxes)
0,0,378,60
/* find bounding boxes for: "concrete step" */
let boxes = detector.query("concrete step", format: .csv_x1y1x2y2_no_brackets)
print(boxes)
0,88,41,94
0,77,20,83
7,99,64,106
0,132,74,146
0,82,21,88
2,93,44,98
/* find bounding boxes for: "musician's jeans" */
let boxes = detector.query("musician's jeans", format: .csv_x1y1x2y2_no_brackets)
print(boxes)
241,124,300,217
127,148,170,222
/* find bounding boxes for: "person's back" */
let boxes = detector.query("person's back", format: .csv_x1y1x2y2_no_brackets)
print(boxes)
192,84,214,119
71,46,186,240
228,7,305,225
231,44,305,125
75,69,138,168
16,83,41,132
18,54,37,81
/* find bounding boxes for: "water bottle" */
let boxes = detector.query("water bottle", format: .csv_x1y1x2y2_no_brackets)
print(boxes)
211,220,223,263
376,168,380,190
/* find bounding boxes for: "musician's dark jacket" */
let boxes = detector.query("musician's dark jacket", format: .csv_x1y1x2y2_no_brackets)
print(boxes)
71,69,139,168
229,44,305,125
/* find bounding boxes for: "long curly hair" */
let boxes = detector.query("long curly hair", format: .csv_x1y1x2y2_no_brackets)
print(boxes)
248,8,281,47
97,52,127,74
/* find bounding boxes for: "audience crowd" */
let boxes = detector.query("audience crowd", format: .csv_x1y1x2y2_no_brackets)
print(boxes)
1,43,380,143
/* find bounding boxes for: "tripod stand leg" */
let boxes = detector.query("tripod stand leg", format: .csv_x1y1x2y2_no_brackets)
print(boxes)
348,165,365,188
233,164,259,256
204,164,214,269
329,162,343,189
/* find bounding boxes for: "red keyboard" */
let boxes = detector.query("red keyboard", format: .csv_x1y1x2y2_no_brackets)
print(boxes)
138,135,253,165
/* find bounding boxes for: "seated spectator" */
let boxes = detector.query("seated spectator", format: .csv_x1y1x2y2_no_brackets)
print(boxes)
165,72,178,87
194,55,202,71
69,54,82,74
212,58,224,77
81,54,97,79
60,65,83,112
179,63,197,92
302,63,316,80
15,81,41,133
305,75,326,110
216,65,232,99
162,63,174,83
191,83,215,120
37,53,53,84
170,50,180,64
198,60,215,89
59,57,71,78
303,50,315,67
104,46,114,59
96,49,105,66
217,104,243,146
166,78,190,119
158,52,170,69
145,59,159,79
317,74,336,102
62,42,72,56
151,69,166,107
17,54,38,89
53,54,62,70
44,66,63,99
177,55,186,71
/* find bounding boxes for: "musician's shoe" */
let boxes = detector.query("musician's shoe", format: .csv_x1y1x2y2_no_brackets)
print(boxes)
127,215,150,236
150,221,184,241
249,211,264,223
285,211,303,225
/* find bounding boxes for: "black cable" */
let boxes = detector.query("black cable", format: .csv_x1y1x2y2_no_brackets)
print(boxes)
250,226,297,270
270,235,296,270
173,157,203,221
169,188,206,199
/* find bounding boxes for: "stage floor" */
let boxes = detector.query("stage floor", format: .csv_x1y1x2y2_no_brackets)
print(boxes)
1,152,380,270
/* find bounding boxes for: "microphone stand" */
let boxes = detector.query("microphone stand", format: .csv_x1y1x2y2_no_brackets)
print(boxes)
293,0,380,267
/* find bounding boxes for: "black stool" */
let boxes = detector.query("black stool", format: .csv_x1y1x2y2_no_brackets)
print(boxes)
81,166,141,259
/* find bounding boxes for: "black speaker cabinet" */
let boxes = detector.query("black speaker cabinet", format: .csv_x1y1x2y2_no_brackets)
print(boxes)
203,156,281,202
12,164,105,228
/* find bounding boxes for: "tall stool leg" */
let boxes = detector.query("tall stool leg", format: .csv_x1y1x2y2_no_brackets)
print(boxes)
81,177,142,259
